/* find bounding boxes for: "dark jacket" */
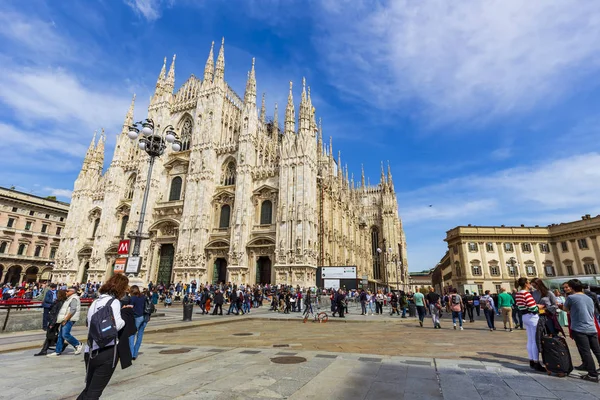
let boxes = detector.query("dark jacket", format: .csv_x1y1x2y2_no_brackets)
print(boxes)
117,305,136,369
42,290,55,309
214,292,224,305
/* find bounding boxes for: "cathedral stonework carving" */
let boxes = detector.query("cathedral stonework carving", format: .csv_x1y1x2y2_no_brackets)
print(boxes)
56,41,408,287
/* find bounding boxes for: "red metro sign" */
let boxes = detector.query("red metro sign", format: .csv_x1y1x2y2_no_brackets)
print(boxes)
118,240,130,255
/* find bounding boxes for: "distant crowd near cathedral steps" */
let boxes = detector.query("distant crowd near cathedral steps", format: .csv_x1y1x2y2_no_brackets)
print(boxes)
55,39,408,288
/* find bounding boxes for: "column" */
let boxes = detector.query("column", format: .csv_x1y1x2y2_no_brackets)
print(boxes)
531,242,543,278
76,259,86,283
496,243,509,280
589,235,600,265
148,243,161,283
514,243,525,278
569,240,583,275
549,242,563,275
478,242,489,279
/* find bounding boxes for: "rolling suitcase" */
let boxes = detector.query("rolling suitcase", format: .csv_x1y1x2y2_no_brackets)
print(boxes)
541,334,573,377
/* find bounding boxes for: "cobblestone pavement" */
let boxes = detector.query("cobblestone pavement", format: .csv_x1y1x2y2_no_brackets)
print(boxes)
1,343,599,400
2,307,597,399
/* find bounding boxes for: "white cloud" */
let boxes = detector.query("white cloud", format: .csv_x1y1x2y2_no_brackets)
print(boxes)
43,187,73,199
401,152,600,225
316,1,600,123
125,0,171,21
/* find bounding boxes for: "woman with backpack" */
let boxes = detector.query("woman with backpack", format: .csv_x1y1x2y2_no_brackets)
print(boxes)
449,288,464,330
78,274,129,400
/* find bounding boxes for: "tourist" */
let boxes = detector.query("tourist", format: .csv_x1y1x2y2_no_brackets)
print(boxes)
463,290,475,323
78,274,129,399
336,288,346,318
41,283,57,331
530,278,559,335
375,290,385,315
511,288,523,329
128,285,147,360
49,286,83,357
359,289,368,315
413,290,426,327
497,287,515,332
390,291,400,316
449,288,464,330
554,289,568,327
34,289,67,356
481,290,496,331
515,277,545,372
473,292,481,317
303,288,313,316
561,279,600,382
212,289,224,315
399,291,408,318
425,287,441,329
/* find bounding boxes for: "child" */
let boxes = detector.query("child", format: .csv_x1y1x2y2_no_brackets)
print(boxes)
165,293,172,308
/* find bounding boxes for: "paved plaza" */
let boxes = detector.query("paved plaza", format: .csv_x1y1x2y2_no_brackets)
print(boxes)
1,308,599,399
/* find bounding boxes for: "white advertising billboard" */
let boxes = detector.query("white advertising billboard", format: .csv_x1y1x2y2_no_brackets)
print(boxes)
321,266,357,279
323,279,340,290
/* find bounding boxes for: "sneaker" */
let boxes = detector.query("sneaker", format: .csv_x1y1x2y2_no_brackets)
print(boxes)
460,326,464,331
575,364,587,371
581,374,599,383
419,321,423,327
509,329,513,332
453,323,456,330
33,352,47,356
74,344,83,355
46,352,59,357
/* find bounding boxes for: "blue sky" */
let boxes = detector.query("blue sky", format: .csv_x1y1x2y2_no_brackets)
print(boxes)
1,0,600,272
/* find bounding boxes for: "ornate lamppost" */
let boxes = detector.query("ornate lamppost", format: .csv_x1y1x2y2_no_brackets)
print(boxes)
127,119,181,277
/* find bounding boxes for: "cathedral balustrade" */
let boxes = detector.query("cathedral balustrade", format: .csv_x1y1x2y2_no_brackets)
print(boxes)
153,200,184,217
215,143,238,154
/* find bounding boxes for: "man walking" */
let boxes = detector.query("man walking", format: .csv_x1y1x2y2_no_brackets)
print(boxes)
425,287,442,329
359,289,368,315
498,287,515,332
212,289,224,315
481,290,496,331
48,286,82,357
41,283,57,331
561,279,600,382
463,290,475,322
414,290,426,327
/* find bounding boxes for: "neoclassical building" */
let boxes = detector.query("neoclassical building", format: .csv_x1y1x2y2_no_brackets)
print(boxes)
434,214,600,294
0,187,69,285
55,39,408,287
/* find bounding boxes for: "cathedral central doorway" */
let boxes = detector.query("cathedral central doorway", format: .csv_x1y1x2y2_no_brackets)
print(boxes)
256,256,272,284
157,244,175,284
213,258,227,284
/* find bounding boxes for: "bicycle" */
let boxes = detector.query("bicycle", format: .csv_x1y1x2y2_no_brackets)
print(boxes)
303,308,329,323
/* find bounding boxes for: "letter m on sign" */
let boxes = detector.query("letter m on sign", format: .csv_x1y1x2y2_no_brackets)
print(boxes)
118,240,130,255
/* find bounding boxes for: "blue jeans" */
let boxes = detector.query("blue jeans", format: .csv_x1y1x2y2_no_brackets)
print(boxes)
129,316,147,358
452,311,463,327
484,309,495,329
56,321,80,353
242,302,250,313
367,303,375,314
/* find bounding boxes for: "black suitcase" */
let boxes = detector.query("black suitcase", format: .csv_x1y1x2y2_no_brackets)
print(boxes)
541,334,573,377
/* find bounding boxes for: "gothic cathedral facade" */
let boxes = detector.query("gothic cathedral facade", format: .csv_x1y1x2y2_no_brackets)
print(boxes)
55,40,409,288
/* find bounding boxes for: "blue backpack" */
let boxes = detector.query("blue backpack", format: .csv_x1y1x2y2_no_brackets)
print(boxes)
88,298,118,349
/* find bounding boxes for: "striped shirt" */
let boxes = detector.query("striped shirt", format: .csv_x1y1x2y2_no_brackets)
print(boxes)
515,290,538,313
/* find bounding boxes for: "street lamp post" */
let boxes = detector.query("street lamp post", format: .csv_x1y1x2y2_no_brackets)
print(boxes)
127,119,181,277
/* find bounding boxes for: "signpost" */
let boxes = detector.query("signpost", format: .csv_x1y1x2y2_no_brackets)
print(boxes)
321,266,357,279
118,239,130,255
114,258,127,274
126,256,142,274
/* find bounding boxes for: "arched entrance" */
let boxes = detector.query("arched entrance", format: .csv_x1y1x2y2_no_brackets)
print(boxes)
213,258,227,284
157,244,175,285
81,262,90,284
25,266,39,283
4,265,22,285
256,256,272,284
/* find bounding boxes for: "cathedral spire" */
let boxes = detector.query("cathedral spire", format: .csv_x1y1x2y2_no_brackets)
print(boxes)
387,160,394,190
260,93,266,124
244,57,256,106
95,128,106,163
215,37,225,82
203,41,215,83
123,94,135,131
85,130,97,161
154,57,167,97
299,77,310,133
329,136,333,159
273,102,279,133
164,54,176,92
380,161,387,188
361,164,365,188
318,118,323,155
285,81,295,134
337,151,343,180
